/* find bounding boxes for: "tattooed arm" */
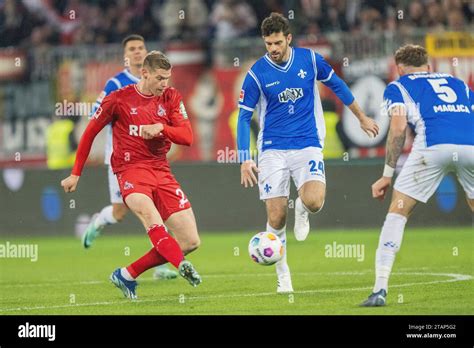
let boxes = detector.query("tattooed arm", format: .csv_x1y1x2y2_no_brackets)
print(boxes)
385,105,408,168
372,105,408,201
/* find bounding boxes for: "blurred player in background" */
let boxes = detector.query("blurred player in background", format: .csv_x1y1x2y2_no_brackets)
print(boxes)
361,44,474,307
61,51,201,299
238,13,379,293
81,34,177,280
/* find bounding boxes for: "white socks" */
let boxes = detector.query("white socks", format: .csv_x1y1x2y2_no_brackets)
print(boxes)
267,223,289,275
121,267,135,280
373,213,407,293
94,205,118,229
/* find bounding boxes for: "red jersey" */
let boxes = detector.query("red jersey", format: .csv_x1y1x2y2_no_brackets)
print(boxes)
72,85,192,176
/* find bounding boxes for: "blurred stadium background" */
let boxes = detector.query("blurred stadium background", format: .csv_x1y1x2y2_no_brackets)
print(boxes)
0,0,473,236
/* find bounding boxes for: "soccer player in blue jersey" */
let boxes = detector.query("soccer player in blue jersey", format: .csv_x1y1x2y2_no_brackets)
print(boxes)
237,13,379,293
361,44,474,306
81,34,177,280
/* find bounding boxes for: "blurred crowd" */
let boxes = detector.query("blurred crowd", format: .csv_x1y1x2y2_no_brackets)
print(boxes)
0,0,473,48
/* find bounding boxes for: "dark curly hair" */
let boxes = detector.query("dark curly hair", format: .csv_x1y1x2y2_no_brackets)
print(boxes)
261,12,291,37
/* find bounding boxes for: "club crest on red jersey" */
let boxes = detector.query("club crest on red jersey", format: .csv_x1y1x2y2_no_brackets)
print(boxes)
157,104,167,117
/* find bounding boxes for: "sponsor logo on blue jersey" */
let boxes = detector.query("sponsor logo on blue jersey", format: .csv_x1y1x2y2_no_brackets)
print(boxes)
278,88,304,103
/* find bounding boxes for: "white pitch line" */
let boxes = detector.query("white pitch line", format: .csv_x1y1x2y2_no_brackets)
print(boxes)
0,266,447,289
0,271,375,289
0,271,471,313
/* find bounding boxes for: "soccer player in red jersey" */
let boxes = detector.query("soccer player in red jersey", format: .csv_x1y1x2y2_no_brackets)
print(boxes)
82,34,177,281
61,51,201,299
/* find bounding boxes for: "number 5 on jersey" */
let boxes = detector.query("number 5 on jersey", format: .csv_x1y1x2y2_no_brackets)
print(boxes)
427,79,457,103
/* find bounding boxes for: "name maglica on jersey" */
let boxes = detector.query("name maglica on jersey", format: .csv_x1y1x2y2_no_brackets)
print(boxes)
407,73,472,115
386,71,474,147
433,103,470,113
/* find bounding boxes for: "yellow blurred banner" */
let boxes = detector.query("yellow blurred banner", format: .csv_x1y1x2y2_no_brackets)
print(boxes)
426,32,474,57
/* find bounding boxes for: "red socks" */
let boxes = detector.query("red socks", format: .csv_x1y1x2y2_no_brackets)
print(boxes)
126,224,184,278
127,248,167,279
147,224,184,268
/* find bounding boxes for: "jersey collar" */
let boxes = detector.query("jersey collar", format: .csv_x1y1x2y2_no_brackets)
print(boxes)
264,47,294,73
133,85,154,98
123,69,140,83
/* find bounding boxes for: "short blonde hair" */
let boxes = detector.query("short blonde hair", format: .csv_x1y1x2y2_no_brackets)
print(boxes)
143,50,171,71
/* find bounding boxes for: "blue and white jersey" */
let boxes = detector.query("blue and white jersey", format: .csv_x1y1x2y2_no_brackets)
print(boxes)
90,69,140,164
383,72,473,149
237,47,354,158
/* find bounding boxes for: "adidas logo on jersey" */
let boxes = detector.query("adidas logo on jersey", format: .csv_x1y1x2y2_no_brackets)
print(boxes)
278,88,304,103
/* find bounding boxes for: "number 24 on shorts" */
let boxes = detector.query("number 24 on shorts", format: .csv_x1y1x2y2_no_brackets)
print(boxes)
308,160,324,174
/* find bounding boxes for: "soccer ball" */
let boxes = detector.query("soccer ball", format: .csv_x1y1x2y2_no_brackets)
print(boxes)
248,232,284,266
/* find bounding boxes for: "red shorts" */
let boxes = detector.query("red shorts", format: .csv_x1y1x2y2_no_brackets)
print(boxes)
116,166,191,221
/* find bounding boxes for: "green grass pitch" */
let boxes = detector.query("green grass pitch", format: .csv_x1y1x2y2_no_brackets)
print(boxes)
0,227,472,315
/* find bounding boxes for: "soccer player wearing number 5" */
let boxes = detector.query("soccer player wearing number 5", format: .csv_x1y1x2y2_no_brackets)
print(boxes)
238,13,379,293
361,45,474,307
61,51,201,299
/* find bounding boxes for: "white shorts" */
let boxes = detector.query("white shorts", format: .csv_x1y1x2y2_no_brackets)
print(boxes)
394,144,474,203
108,165,123,204
258,147,326,200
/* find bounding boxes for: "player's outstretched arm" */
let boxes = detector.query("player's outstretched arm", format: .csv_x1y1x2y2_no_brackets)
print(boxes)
315,52,379,138
372,105,407,201
60,119,106,193
60,93,116,192
347,101,379,138
322,72,379,138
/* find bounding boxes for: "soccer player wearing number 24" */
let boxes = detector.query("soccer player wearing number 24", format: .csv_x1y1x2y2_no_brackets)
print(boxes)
61,51,202,299
361,45,474,307
237,13,379,293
